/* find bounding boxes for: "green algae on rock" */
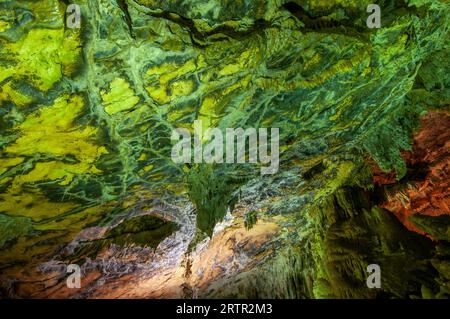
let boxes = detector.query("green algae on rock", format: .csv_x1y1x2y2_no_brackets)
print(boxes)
0,0,449,298
104,214,179,248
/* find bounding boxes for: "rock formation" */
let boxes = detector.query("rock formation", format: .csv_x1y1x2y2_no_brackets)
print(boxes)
0,0,449,298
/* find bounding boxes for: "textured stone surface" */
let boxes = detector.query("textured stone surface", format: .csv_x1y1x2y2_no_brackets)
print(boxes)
0,0,449,298
374,110,449,236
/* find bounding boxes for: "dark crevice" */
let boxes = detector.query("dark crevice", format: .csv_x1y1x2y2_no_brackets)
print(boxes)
117,0,136,39
303,161,326,180
282,2,364,32
145,10,273,47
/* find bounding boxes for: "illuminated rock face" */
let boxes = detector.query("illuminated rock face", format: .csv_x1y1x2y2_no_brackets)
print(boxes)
0,0,449,298
374,111,450,236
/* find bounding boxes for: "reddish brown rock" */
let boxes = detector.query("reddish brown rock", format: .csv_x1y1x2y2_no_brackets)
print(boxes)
373,110,450,236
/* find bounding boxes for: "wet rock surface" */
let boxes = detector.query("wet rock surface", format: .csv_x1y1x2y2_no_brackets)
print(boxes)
0,0,449,298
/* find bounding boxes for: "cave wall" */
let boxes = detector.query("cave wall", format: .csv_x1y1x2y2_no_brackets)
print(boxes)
0,0,449,298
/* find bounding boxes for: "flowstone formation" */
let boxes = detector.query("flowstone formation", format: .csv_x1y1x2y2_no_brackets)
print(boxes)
0,0,449,298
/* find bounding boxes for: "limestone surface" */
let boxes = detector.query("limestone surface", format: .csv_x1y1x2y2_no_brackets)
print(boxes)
0,0,449,298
